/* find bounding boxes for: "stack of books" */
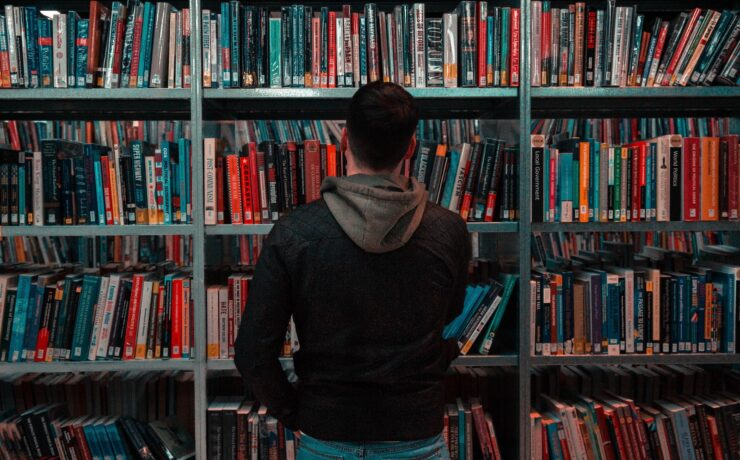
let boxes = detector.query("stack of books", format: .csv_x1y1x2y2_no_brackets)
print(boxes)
530,365,740,459
0,267,194,363
202,1,520,89
0,2,192,89
530,2,740,87
530,133,740,223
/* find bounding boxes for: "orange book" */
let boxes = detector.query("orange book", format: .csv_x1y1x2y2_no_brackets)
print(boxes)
247,143,261,224
326,144,338,177
239,154,254,224
225,154,243,224
109,149,122,225
578,141,590,222
123,274,145,360
700,137,719,221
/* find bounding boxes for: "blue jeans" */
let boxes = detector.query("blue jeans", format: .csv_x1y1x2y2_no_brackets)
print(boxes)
297,433,450,460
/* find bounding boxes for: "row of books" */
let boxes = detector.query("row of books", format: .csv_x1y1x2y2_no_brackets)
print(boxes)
530,365,740,460
0,2,192,89
1,369,195,458
535,231,738,269
0,235,192,269
202,1,520,89
0,120,191,153
530,134,740,223
532,117,733,147
530,2,740,87
531,234,739,356
0,267,194,363
0,137,192,226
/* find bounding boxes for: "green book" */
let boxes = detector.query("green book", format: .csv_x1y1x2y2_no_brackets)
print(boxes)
269,17,282,88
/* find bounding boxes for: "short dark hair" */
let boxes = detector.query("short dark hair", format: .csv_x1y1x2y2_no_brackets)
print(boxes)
346,82,419,171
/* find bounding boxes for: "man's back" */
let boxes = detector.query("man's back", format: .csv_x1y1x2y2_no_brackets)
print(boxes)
236,175,469,441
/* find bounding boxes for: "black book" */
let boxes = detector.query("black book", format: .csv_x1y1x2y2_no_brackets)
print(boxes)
0,160,10,225
40,140,61,225
207,402,223,459
119,148,137,225
161,276,172,358
242,6,258,88
457,1,477,87
8,161,19,225
60,277,83,360
296,143,306,206
0,288,17,361
260,142,280,223
111,278,133,360
304,6,313,86
119,417,156,460
281,6,292,87
50,275,78,361
45,281,65,361
23,152,34,225
472,139,497,221
107,277,131,359
426,147,448,205
35,286,57,362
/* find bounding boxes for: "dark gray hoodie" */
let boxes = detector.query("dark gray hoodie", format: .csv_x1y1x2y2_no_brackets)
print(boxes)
320,173,429,253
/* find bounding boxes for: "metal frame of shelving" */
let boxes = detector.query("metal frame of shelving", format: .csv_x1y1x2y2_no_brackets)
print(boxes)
0,1,738,458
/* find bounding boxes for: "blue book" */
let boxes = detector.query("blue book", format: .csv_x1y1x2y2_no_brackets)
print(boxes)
138,3,156,87
70,275,101,360
76,19,89,88
178,138,190,223
83,421,104,459
104,418,129,460
487,16,494,82
37,17,53,88
440,150,460,208
23,7,39,88
456,399,466,460
21,284,44,361
230,1,241,87
443,285,484,340
544,412,565,460
161,141,174,224
8,273,37,362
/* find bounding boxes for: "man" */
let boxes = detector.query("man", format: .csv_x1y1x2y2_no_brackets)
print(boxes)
234,82,470,459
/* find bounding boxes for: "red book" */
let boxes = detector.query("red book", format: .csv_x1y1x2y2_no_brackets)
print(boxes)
721,135,739,220
510,8,520,87
87,1,110,87
539,6,549,85
155,149,164,224
630,144,641,221
682,137,701,221
706,416,725,459
351,12,361,86
328,12,337,88
604,408,627,460
469,401,494,458
304,140,322,203
256,151,269,221
123,274,144,360
216,156,225,224
594,404,617,460
111,12,126,85
287,141,299,207
647,23,669,86
663,8,701,85
182,9,191,88
128,10,144,80
0,33,10,87
634,31,650,85
477,2,487,87
225,154,243,224
170,277,183,359
239,153,253,224
326,144,338,177
6,121,20,150
247,142,261,223
100,155,114,225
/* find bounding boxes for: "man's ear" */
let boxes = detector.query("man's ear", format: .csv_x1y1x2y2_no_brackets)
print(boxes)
341,127,349,154
404,134,417,160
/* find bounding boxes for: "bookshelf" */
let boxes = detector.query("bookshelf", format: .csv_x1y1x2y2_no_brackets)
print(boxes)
0,0,737,458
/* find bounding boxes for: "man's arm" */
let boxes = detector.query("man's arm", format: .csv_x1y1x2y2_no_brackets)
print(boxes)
234,230,298,430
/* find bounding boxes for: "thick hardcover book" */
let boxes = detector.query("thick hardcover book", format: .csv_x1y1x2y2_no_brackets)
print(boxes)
87,1,109,87
458,1,476,87
426,18,443,86
365,3,380,82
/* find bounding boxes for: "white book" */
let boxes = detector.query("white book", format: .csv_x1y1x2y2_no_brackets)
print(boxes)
52,14,67,88
202,10,212,88
144,154,158,224
167,11,177,88
4,7,18,86
135,280,154,359
458,294,501,355
531,1,542,86
32,151,43,225
448,143,471,212
594,10,604,87
206,286,220,359
204,138,217,225
610,7,623,86
336,17,344,87
87,276,110,361
442,13,457,88
656,135,674,221
619,7,633,87
218,286,228,359
343,15,352,86
413,3,426,88
95,274,121,359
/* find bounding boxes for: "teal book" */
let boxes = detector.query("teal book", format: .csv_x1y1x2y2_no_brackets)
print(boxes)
161,141,174,224
544,412,565,460
66,11,79,87
83,421,104,459
500,8,510,85
76,20,89,88
359,14,367,85
8,273,36,362
21,285,41,361
453,285,491,340
558,152,574,222
269,17,282,88
440,149,460,208
220,2,231,88
23,7,39,88
443,285,482,340
487,16,494,85
590,139,599,221
138,2,156,88
93,148,106,226
70,275,101,360
477,274,518,354
178,138,190,223
37,17,53,88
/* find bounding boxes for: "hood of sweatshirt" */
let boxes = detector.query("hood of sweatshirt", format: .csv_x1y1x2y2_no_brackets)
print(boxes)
320,173,428,254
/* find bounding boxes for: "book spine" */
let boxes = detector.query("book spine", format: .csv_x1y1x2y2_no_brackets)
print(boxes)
510,8,520,87
443,13,458,88
412,4,425,88
343,6,352,86
365,4,379,83
476,2,487,87
459,2,476,87
328,11,337,87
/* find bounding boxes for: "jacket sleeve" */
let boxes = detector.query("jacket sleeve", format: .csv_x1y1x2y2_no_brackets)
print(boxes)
234,228,298,430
